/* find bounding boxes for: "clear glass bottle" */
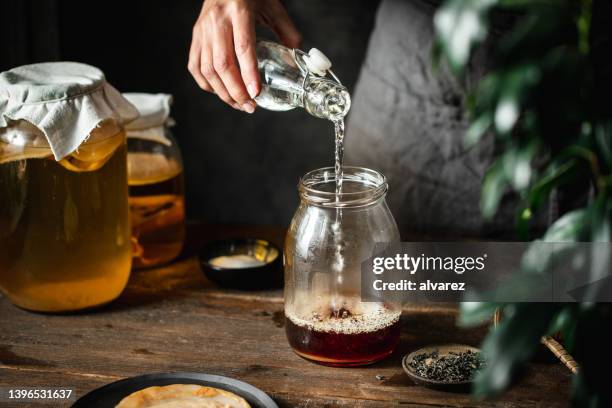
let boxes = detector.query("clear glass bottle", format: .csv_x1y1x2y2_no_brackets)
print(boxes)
284,166,401,366
0,119,132,312
255,41,351,120
127,130,185,269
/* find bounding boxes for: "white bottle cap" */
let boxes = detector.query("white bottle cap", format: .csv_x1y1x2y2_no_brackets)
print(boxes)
304,48,332,76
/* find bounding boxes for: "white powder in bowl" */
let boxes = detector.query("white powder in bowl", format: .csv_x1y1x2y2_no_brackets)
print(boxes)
209,254,266,269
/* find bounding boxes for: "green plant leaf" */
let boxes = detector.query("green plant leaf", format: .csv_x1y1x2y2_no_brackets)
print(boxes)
497,0,559,7
521,209,589,275
543,208,589,241
524,158,579,213
557,145,600,179
580,191,612,302
518,153,584,238
591,191,611,242
576,0,592,55
465,114,493,147
518,141,597,236
547,306,575,336
558,306,578,353
571,371,602,408
459,301,501,327
502,141,539,191
473,304,559,398
494,66,542,135
433,0,497,74
471,73,500,114
571,304,612,408
467,64,541,143
481,159,507,219
595,121,612,171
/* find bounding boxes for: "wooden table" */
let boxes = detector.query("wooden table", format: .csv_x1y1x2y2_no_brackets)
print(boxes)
0,223,572,407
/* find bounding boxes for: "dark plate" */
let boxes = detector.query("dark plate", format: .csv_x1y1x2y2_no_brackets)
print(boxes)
72,372,279,408
402,344,481,392
198,238,282,290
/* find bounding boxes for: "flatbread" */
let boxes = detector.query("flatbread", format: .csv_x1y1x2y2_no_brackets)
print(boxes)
115,384,251,408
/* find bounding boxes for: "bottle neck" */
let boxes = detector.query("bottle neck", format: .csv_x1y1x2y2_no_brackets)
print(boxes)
302,76,351,121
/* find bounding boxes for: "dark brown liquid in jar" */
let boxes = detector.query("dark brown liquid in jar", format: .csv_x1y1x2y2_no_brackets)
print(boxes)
285,299,401,366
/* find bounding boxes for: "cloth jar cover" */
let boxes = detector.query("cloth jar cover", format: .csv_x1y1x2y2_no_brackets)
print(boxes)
123,93,174,146
0,62,139,160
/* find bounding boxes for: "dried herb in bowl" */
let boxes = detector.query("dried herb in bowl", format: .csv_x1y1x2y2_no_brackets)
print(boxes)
408,349,486,383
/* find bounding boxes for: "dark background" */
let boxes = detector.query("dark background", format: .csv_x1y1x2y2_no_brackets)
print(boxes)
2,0,381,226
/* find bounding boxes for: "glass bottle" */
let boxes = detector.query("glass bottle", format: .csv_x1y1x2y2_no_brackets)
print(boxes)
284,166,401,366
255,41,351,121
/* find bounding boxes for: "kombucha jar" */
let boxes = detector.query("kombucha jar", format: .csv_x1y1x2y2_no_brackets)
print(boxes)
123,93,185,268
284,167,401,366
0,62,138,312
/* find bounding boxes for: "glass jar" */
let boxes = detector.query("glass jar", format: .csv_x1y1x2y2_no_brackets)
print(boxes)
127,130,185,268
284,166,401,366
0,119,132,312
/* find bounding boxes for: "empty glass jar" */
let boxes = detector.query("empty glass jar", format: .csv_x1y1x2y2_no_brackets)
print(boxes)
284,166,401,366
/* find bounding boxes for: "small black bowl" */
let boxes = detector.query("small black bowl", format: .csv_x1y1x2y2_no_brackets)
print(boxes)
402,344,482,392
198,238,282,290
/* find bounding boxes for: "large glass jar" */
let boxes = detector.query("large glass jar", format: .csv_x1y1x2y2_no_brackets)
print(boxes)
0,119,132,312
127,130,185,268
284,166,401,366
0,61,136,313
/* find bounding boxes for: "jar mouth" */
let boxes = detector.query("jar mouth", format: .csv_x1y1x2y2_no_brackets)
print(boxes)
299,166,388,208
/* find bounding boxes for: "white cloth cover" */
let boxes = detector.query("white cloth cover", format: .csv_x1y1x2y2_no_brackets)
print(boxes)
123,93,174,146
0,62,139,160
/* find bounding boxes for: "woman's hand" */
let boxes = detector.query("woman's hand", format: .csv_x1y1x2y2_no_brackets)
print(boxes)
189,0,302,113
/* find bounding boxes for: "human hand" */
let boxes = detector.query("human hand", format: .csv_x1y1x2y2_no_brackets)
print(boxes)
188,0,302,113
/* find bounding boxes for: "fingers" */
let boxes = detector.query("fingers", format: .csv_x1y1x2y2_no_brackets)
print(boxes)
187,0,301,112
211,16,256,112
200,33,242,111
188,32,213,93
266,0,302,48
187,0,256,113
232,8,260,99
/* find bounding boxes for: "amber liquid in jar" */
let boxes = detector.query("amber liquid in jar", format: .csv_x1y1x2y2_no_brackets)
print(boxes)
0,127,132,312
285,295,401,366
128,152,185,268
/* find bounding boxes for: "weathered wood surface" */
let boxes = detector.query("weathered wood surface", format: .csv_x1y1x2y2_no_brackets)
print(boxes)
0,224,572,407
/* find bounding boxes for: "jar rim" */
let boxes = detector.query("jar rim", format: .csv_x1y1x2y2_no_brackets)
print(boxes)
299,166,388,208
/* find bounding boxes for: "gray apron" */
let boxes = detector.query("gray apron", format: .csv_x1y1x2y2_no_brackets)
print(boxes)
346,0,516,237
